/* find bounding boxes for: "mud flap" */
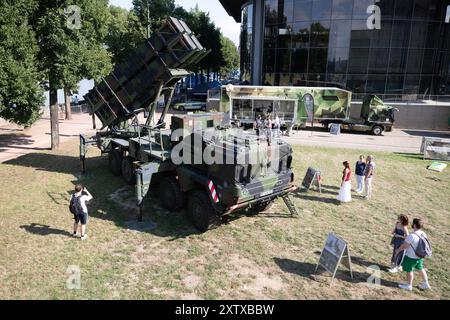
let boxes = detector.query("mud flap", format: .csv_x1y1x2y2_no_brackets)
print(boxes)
135,162,161,221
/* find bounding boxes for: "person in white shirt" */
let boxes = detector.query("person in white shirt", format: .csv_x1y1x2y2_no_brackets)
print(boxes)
274,115,281,137
70,185,93,240
396,218,431,291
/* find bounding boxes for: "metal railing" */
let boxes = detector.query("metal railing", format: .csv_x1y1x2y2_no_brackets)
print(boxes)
351,94,450,105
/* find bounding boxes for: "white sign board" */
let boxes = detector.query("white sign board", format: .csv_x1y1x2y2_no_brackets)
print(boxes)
315,233,353,284
330,123,341,136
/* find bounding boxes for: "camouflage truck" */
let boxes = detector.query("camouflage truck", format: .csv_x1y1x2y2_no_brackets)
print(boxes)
219,85,397,135
80,17,298,232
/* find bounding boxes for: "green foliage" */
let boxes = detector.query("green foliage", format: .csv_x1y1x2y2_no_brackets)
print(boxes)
105,5,146,66
219,36,239,77
132,0,176,34
34,0,113,90
0,0,44,126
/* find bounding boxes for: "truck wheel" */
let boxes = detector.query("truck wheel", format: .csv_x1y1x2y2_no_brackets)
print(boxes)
188,191,219,232
371,126,383,136
248,201,274,215
108,149,123,176
121,156,136,185
179,106,185,111
160,176,185,211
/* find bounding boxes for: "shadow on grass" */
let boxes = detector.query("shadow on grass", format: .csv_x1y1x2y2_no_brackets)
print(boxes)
393,152,424,160
5,152,205,239
20,223,72,237
274,257,399,288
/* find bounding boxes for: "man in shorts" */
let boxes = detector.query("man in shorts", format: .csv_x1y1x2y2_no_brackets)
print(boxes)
396,218,431,291
70,185,93,240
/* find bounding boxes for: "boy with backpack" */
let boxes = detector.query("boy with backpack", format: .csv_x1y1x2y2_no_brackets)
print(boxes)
69,185,93,240
396,218,432,291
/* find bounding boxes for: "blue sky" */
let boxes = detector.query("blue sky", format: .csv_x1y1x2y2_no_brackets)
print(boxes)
48,0,240,105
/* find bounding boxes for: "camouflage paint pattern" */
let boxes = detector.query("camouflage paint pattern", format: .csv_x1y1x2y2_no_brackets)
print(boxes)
220,85,352,125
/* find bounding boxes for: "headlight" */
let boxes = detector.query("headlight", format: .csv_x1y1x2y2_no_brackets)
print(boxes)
303,94,314,116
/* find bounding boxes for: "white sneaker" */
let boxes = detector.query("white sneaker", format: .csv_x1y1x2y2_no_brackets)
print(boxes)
80,234,88,241
388,267,399,273
418,282,431,290
72,232,78,238
399,283,412,291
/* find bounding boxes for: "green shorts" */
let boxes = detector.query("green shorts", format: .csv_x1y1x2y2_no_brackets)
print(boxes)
402,255,424,272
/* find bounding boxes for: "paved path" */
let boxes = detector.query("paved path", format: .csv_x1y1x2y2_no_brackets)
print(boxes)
1,111,449,163
283,128,450,153
0,111,100,163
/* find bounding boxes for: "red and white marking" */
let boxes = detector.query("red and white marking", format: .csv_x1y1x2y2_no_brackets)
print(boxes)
208,181,219,203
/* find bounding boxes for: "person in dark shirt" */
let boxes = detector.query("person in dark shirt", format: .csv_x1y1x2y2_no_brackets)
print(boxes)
355,155,366,194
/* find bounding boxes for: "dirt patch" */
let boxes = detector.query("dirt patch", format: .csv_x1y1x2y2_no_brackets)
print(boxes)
108,186,137,212
222,254,285,299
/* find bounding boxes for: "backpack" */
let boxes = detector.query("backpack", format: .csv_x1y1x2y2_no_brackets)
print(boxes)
413,232,432,259
69,195,81,214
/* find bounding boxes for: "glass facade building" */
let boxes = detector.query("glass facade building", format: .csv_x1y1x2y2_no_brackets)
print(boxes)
221,0,450,95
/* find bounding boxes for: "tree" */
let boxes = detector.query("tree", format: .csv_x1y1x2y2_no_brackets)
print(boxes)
105,5,145,66
179,6,223,82
219,36,239,78
132,0,176,37
0,0,44,127
31,0,112,149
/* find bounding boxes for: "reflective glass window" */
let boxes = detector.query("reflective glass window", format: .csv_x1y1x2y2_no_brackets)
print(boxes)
293,0,312,21
386,75,405,94
310,21,331,47
332,0,354,20
263,49,276,73
350,20,371,47
391,20,412,47
425,22,441,49
404,75,421,94
419,76,433,94
378,0,395,19
283,0,295,24
347,74,367,93
265,0,278,25
292,21,310,48
366,74,387,93
327,73,347,87
388,48,408,74
353,0,376,20
368,48,389,74
275,49,292,73
309,48,328,73
329,20,351,48
394,0,414,20
421,50,435,74
291,48,309,73
370,20,393,48
312,0,332,21
348,48,369,73
406,49,424,74
413,0,431,21
327,47,349,73
409,21,428,48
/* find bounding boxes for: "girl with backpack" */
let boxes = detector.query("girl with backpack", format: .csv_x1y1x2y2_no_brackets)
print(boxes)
388,214,409,273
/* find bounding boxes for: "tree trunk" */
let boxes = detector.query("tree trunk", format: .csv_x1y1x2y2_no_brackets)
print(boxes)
64,87,72,120
49,87,60,150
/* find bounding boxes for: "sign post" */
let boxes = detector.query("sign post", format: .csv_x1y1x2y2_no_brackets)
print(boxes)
315,233,353,285
302,167,322,193
330,123,341,136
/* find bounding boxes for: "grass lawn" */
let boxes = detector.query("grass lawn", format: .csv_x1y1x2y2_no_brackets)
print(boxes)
0,140,449,300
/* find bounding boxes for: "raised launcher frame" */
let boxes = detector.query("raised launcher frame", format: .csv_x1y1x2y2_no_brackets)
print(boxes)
80,17,299,232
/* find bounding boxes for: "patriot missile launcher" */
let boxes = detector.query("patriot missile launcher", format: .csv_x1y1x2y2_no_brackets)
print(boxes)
80,17,299,232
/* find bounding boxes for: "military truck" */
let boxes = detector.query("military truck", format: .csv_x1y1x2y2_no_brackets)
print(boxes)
80,17,298,232
218,85,397,135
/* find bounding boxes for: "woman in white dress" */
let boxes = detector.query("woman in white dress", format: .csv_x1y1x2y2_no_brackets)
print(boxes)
337,161,352,203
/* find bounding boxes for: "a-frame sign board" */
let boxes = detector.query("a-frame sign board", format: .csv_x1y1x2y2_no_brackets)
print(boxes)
302,167,322,193
315,233,353,285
